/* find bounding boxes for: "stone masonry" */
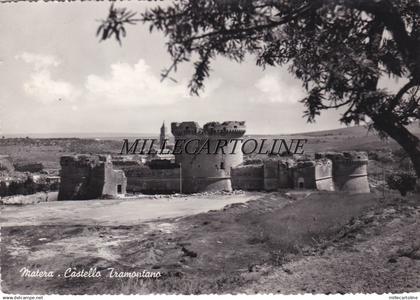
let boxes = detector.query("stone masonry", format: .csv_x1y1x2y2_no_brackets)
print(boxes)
58,155,126,200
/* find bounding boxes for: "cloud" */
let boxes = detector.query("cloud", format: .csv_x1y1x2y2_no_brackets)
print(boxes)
15,52,59,70
255,73,305,104
15,54,220,108
22,70,80,104
16,52,80,104
85,59,191,107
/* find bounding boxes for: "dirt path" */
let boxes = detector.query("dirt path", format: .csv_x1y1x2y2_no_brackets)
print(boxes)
0,192,261,226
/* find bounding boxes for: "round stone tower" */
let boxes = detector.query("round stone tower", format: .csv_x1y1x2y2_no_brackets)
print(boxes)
316,151,370,193
171,121,246,193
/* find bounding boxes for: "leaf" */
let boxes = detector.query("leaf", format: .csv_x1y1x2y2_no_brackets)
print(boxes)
96,24,104,37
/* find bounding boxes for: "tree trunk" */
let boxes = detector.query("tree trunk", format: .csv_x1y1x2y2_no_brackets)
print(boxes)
372,116,420,178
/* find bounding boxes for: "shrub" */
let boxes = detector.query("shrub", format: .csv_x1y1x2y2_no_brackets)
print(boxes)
0,177,59,198
23,177,37,195
368,150,394,163
8,181,26,195
13,162,44,173
0,182,8,197
386,171,417,196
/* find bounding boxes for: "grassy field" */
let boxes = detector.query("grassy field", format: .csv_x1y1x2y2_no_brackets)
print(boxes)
0,138,122,169
2,190,418,294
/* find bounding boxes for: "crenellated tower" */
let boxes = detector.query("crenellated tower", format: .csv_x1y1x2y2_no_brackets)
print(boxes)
315,151,370,193
171,121,246,193
58,155,127,200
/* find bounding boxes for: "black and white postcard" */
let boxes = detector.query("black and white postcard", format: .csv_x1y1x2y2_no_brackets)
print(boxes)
0,0,419,298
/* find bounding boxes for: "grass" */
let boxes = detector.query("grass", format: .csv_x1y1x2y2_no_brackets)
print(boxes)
257,192,380,252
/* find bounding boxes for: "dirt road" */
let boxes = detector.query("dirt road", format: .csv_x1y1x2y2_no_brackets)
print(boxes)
0,192,261,227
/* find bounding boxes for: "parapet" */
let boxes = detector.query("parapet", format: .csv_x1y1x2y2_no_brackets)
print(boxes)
315,158,333,166
60,155,110,167
171,122,201,136
203,121,246,135
171,121,246,136
315,151,368,163
293,158,333,169
295,159,316,168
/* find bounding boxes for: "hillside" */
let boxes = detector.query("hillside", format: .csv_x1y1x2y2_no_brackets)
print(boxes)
248,124,420,154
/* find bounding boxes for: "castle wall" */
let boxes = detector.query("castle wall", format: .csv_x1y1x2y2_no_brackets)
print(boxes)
58,155,127,200
233,158,333,192
278,161,292,189
316,152,370,193
124,166,180,194
171,121,245,193
263,160,279,191
263,160,294,190
103,164,127,197
315,159,335,191
231,164,264,190
292,161,317,189
57,151,369,197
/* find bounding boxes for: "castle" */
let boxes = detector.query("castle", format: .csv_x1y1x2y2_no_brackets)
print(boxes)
169,121,369,194
171,121,246,193
231,152,369,193
57,121,370,200
58,155,126,200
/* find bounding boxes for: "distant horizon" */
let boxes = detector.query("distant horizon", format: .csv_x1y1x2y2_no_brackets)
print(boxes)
2,121,419,139
0,124,367,139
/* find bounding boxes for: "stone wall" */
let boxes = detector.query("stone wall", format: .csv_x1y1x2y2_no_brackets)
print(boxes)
314,159,335,191
231,164,264,190
316,151,370,193
263,159,294,191
123,165,180,194
58,155,126,200
293,160,317,189
171,121,246,193
103,167,127,197
263,160,280,191
57,151,370,197
232,155,352,192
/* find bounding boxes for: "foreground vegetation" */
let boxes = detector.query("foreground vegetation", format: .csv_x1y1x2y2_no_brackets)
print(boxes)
1,190,419,294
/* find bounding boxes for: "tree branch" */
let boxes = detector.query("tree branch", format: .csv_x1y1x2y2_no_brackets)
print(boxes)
178,2,316,45
341,0,420,78
388,79,420,111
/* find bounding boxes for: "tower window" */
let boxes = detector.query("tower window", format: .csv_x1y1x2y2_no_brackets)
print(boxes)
220,162,225,170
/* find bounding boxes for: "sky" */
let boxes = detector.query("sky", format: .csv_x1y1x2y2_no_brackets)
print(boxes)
0,2,402,135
